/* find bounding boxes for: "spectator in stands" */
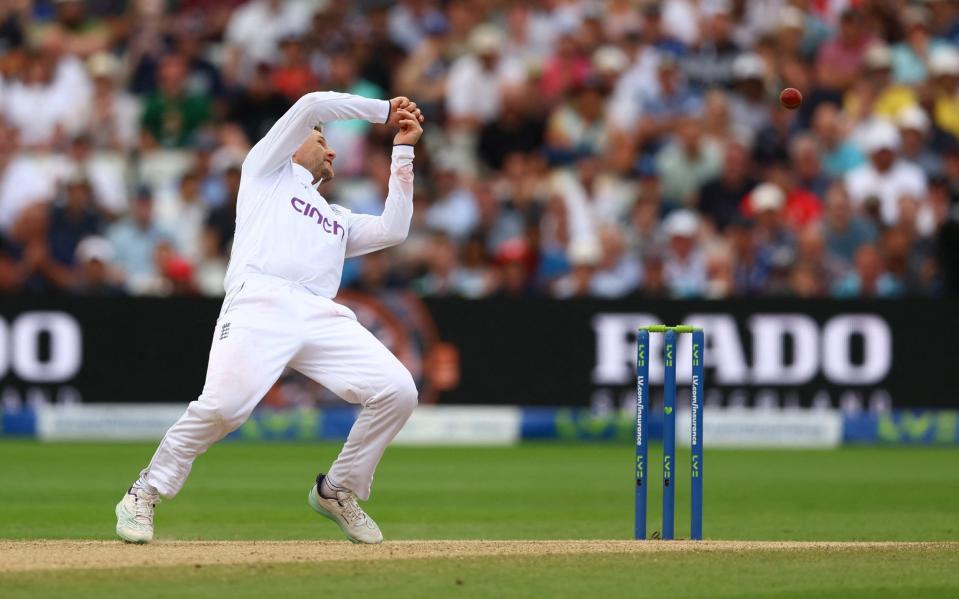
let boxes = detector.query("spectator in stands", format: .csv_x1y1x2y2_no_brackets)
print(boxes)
655,116,723,208
845,121,928,228
822,184,879,265
699,138,756,232
81,52,140,151
424,161,478,242
229,63,291,147
155,171,208,262
897,106,944,178
141,55,212,148
205,166,241,253
811,103,866,177
662,209,706,297
47,178,102,269
832,243,904,297
223,0,310,82
106,187,173,294
446,25,527,131
72,236,124,296
682,2,740,91
816,8,875,93
928,47,959,139
0,122,54,234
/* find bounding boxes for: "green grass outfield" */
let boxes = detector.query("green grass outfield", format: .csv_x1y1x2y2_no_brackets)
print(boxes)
1,440,958,597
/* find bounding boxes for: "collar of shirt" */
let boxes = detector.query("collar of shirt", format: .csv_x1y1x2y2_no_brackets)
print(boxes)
292,162,320,189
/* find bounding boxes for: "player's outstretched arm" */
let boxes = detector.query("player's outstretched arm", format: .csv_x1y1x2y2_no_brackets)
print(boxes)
244,91,393,177
345,107,424,258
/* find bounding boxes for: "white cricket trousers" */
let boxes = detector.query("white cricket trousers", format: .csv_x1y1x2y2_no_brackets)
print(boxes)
141,274,417,500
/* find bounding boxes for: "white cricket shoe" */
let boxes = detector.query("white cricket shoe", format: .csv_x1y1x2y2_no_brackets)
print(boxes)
115,486,160,543
308,475,383,544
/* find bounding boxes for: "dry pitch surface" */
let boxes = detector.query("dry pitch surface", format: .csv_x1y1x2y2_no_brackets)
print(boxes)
3,540,956,572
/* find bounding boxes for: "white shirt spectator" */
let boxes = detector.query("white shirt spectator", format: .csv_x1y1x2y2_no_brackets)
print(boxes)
0,157,55,232
844,160,927,227
591,256,643,297
425,187,479,241
4,56,91,147
608,50,661,130
225,0,312,75
155,187,208,261
40,153,129,216
445,54,526,124
662,0,700,45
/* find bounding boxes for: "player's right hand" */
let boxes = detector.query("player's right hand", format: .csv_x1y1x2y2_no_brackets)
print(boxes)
388,97,424,127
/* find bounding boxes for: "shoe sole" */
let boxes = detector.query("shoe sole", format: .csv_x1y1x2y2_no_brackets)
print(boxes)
307,485,379,544
115,502,152,544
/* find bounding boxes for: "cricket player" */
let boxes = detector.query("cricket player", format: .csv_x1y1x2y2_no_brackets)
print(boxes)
115,92,425,544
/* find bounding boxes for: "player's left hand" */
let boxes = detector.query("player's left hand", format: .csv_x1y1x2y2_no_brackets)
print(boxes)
393,109,424,146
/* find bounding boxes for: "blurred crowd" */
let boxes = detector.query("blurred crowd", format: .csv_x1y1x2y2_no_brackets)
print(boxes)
1,0,959,299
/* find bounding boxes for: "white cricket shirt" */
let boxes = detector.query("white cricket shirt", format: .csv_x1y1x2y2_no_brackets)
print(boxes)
224,92,415,298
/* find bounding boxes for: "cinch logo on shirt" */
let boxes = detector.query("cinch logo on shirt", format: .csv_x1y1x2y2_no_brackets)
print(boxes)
290,198,345,238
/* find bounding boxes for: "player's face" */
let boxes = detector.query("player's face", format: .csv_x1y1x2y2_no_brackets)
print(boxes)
294,130,337,183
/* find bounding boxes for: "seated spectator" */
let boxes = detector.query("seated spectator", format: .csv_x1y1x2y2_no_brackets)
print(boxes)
8,203,74,292
794,223,845,293
749,183,797,291
897,106,944,178
445,25,527,130
205,166,241,253
727,53,771,139
655,117,723,208
72,236,125,296
633,57,703,152
891,6,947,85
229,63,292,147
141,55,212,148
662,209,706,297
106,187,173,294
642,4,687,57
811,103,866,177
80,52,140,151
3,49,89,148
588,225,642,298
698,138,756,231
815,8,875,92
844,43,917,122
155,171,209,261
552,237,601,299
928,48,959,139
728,216,767,295
49,134,128,218
746,162,822,229
271,35,317,101
845,121,928,228
223,0,310,81
791,135,832,200
33,0,110,58
0,123,54,233
831,244,904,297
477,88,547,171
545,79,609,163
539,30,591,102
682,3,740,91
822,184,879,265
424,162,478,242
194,229,228,297
47,178,102,268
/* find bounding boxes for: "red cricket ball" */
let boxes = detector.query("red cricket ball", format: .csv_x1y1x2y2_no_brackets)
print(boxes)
780,87,803,110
